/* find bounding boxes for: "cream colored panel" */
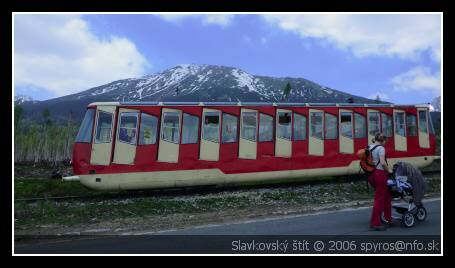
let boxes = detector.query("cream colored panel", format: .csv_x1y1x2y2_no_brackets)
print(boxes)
309,109,324,156
367,109,380,143
158,108,181,163
394,109,407,151
113,108,138,165
275,109,292,157
200,108,220,161
239,108,257,159
339,109,354,154
90,105,116,165
417,108,430,148
80,155,437,191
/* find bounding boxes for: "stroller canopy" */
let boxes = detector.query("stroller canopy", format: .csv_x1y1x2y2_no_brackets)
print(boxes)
393,162,428,205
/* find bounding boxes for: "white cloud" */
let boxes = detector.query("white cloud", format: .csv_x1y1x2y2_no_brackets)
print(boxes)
156,14,234,27
262,14,441,62
14,14,150,97
369,91,389,101
391,66,441,95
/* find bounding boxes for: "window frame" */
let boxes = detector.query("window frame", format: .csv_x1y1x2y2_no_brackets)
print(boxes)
202,111,221,143
241,111,258,142
381,112,393,138
324,112,338,140
394,111,406,137
161,111,181,144
406,114,418,137
259,113,274,142
221,113,238,143
181,113,200,144
94,110,114,144
354,113,367,139
117,111,139,145
138,112,158,145
368,111,381,136
75,108,95,143
418,110,429,134
293,112,307,141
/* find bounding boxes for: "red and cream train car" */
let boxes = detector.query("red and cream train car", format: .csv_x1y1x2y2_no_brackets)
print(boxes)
69,102,437,190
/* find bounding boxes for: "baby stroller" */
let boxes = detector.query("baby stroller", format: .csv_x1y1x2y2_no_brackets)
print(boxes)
381,162,428,228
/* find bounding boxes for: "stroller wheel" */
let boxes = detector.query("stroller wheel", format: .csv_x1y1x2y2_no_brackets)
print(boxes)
416,207,427,222
402,212,415,228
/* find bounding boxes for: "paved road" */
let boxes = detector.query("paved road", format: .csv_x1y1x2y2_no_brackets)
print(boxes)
15,199,441,254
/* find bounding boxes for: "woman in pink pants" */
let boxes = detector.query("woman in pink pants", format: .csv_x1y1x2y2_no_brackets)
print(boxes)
368,133,393,231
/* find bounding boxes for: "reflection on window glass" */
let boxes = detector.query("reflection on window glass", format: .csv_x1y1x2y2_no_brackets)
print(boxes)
182,114,199,144
76,109,95,143
241,112,257,141
381,113,393,137
293,113,306,141
222,113,238,143
406,114,417,137
139,113,158,145
395,112,406,136
310,112,323,139
259,113,273,142
95,111,113,143
277,112,292,140
428,112,435,135
354,113,366,139
161,112,180,143
368,112,380,136
325,113,338,139
203,112,220,142
340,112,352,138
118,112,138,144
419,110,428,133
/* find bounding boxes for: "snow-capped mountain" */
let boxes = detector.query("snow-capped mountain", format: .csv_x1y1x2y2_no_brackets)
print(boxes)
17,64,383,122
430,96,441,112
14,95,36,105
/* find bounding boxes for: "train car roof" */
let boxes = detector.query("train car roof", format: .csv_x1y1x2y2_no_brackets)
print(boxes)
88,101,430,108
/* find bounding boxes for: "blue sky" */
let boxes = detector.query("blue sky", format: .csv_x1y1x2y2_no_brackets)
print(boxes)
14,13,441,104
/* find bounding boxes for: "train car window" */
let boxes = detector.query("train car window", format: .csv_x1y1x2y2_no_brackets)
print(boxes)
182,113,199,144
340,112,353,138
428,112,436,135
310,112,323,139
118,112,139,145
381,113,393,137
394,112,406,137
259,113,273,142
241,112,257,141
354,113,366,138
75,108,95,143
94,111,113,144
277,112,292,140
418,110,428,133
406,114,418,137
203,112,220,142
139,113,158,145
368,112,380,136
325,113,338,139
222,113,238,143
161,112,180,143
293,113,307,141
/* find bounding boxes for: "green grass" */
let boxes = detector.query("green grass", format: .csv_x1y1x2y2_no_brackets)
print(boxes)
14,178,100,199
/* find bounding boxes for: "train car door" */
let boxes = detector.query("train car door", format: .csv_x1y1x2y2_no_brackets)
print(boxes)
158,108,182,163
90,105,116,165
239,108,258,159
417,108,430,148
309,109,324,156
113,108,139,165
200,108,221,161
275,109,292,157
339,109,354,154
393,109,407,151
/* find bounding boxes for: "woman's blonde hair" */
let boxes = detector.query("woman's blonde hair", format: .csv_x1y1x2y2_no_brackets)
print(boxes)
372,132,387,143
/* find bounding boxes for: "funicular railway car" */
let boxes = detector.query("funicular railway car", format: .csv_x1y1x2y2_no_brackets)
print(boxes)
69,102,437,190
